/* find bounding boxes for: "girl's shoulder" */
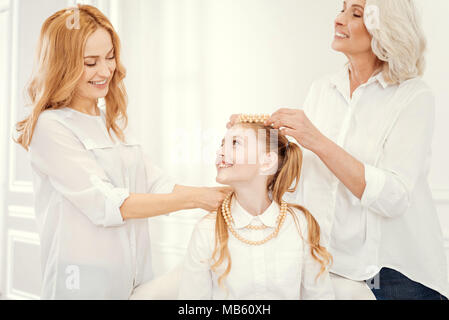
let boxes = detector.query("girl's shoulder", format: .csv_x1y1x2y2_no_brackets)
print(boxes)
188,213,217,250
194,212,217,234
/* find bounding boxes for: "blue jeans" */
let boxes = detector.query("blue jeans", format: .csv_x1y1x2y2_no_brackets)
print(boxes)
370,267,448,300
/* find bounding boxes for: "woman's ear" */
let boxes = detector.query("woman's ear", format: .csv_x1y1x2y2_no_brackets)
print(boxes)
259,152,278,176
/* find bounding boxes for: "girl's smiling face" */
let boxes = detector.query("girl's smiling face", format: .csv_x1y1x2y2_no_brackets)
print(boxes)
215,125,278,187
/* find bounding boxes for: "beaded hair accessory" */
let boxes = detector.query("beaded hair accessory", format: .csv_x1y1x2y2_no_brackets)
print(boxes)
237,114,291,151
237,114,271,124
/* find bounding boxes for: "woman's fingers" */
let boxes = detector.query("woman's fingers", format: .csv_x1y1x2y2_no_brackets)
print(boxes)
199,186,233,212
267,114,298,130
217,186,233,195
279,128,296,138
268,108,297,121
265,110,289,126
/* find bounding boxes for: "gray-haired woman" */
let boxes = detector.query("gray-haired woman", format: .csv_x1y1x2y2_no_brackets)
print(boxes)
229,0,448,300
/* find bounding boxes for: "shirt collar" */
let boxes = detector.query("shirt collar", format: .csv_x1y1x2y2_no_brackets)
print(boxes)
330,65,389,92
230,196,279,229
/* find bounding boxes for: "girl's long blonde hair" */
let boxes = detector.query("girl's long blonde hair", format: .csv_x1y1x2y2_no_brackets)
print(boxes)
15,4,127,150
211,123,332,289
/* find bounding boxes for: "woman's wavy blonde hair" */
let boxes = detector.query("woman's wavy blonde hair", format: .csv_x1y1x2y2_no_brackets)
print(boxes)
15,4,127,150
211,123,332,290
366,0,427,84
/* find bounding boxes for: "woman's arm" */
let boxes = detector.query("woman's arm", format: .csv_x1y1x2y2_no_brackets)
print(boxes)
227,109,366,199
266,89,435,218
267,108,366,199
227,88,434,219
120,185,231,220
30,115,231,227
312,136,366,199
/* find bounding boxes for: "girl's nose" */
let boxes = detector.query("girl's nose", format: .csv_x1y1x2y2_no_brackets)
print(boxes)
216,146,224,157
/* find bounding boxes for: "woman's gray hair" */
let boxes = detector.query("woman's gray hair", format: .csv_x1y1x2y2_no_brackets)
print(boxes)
365,0,427,84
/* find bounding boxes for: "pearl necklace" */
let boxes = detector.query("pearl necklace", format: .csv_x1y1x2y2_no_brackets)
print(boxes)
221,193,288,246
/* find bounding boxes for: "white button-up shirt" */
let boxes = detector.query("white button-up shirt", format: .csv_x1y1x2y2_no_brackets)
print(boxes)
293,66,449,298
178,197,335,300
29,107,175,299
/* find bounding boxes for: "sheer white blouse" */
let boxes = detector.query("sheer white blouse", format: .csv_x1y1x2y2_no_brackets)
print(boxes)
178,197,335,300
292,66,449,298
29,107,175,299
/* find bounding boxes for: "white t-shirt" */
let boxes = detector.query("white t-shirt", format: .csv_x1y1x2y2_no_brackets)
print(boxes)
178,197,335,300
293,66,449,298
29,107,176,299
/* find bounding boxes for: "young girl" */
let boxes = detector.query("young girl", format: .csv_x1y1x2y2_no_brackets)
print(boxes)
178,115,334,299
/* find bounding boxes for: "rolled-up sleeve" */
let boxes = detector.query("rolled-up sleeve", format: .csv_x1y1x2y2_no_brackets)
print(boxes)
360,90,436,218
30,115,129,227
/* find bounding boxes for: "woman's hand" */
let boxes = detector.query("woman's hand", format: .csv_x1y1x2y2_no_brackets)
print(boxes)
224,109,365,200
266,108,366,199
173,185,232,212
265,108,328,155
121,186,232,220
226,110,328,154
196,186,232,212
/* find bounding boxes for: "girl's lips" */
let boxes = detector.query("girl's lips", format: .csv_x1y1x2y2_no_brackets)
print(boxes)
217,164,233,169
216,160,234,169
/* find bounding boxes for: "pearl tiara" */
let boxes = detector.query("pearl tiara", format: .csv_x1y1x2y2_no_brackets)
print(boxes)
238,114,271,124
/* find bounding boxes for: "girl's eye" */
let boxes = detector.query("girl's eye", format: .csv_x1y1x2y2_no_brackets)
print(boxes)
85,63,96,67
354,14,362,18
107,56,115,60
233,139,239,146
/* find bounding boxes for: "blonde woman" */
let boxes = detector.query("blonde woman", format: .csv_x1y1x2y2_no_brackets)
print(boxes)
178,116,334,299
230,0,448,300
15,5,229,299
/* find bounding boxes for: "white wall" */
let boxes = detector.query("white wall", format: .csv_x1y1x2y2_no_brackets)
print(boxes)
421,0,449,237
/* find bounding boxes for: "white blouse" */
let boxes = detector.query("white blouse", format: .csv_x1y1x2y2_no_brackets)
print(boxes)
292,66,449,297
29,107,176,299
178,197,335,300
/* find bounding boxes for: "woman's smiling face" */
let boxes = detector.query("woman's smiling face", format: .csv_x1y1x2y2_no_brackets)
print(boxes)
332,0,373,56
75,28,116,102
